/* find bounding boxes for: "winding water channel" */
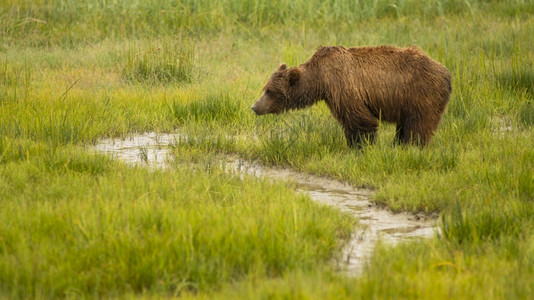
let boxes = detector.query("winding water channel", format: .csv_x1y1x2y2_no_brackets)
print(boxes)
94,132,438,274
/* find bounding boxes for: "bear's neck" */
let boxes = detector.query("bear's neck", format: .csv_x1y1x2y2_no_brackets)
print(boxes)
286,72,323,111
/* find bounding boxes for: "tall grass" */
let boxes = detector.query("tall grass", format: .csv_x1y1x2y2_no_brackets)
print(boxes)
0,154,353,298
170,92,247,125
2,0,533,46
121,40,196,85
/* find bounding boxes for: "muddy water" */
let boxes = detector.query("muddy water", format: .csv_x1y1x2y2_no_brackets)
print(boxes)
93,132,182,169
94,132,438,275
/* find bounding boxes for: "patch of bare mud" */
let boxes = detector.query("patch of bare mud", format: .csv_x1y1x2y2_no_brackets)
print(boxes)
94,132,438,275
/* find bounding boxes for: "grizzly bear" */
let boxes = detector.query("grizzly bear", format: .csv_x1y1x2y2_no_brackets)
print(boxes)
251,45,452,147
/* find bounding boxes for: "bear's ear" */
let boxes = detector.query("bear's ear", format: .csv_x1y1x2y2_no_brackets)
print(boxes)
277,63,287,71
288,68,301,86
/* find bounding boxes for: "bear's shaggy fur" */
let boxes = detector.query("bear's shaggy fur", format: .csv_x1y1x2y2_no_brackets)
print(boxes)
251,45,452,147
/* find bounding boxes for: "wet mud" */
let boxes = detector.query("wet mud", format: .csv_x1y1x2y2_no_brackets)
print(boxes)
94,132,438,275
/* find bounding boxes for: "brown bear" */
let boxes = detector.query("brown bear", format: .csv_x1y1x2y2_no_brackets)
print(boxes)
251,45,452,147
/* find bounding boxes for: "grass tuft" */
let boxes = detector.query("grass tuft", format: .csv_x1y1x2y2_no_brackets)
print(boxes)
170,92,247,125
519,102,534,127
441,199,532,245
497,69,534,97
121,40,195,85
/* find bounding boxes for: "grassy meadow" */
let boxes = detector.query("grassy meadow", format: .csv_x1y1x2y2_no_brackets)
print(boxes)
1,0,533,298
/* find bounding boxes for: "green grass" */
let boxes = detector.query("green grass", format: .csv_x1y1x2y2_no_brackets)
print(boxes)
122,39,196,85
1,0,534,298
0,146,354,298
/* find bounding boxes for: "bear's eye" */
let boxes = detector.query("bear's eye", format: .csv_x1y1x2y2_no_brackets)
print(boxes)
264,89,273,96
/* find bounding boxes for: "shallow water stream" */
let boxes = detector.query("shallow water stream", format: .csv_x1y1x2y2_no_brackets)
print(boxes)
94,132,438,274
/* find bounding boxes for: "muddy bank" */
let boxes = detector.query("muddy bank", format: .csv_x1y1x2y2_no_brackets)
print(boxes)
94,132,438,275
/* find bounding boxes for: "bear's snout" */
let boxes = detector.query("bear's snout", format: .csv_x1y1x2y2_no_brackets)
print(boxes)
251,104,266,115
251,98,268,115
251,93,277,115
251,105,259,115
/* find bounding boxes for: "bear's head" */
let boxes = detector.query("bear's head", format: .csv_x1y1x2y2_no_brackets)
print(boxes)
251,63,301,115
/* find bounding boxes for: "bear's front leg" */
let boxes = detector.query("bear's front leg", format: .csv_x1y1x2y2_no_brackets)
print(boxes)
344,128,377,148
336,104,379,148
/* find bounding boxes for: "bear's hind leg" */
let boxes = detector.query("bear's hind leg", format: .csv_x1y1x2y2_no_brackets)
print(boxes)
399,116,435,146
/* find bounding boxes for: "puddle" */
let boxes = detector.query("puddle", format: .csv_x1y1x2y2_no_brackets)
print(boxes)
94,132,438,275
93,132,182,169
